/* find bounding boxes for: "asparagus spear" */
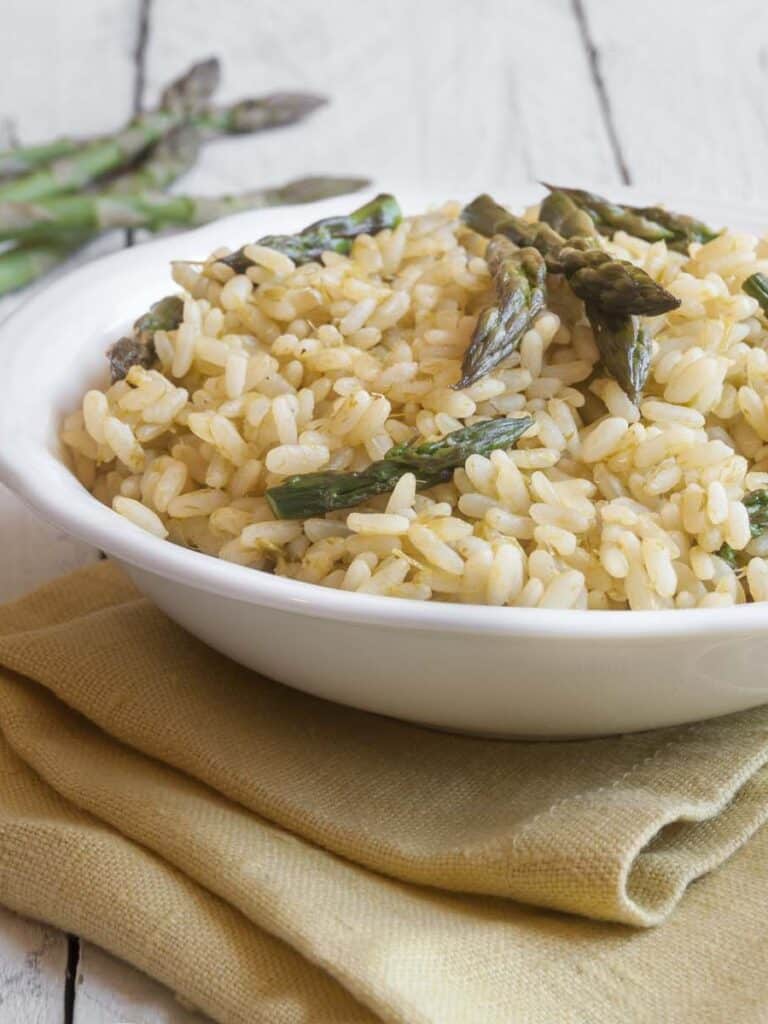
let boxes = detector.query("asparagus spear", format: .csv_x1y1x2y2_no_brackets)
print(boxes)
585,304,652,403
0,241,76,295
743,272,768,314
265,416,534,519
559,242,680,317
462,194,680,317
0,127,203,297
0,59,219,203
0,94,327,181
219,192,401,273
105,192,396,380
718,490,768,568
108,296,185,382
538,190,597,239
158,57,221,113
456,238,546,388
544,185,719,253
194,93,327,138
462,193,567,268
0,174,371,243
542,185,674,244
631,204,720,250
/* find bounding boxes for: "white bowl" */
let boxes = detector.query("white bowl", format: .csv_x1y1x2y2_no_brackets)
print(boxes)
3,186,768,738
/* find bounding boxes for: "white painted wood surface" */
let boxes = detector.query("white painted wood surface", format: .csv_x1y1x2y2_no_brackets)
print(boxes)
1,1,768,1020
73,946,207,1024
0,907,67,1024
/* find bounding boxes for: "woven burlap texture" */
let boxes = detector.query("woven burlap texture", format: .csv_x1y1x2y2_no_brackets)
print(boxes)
0,561,767,1023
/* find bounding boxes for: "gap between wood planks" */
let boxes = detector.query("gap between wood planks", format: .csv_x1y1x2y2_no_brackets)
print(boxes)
571,0,631,184
64,4,153,1022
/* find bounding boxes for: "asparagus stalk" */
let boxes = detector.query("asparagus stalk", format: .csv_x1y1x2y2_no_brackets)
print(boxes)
544,185,719,252
219,192,401,273
743,272,768,314
462,194,680,317
0,126,203,297
0,94,327,181
106,192,396,380
108,296,185,382
538,190,597,239
0,59,219,203
718,490,768,567
559,241,680,317
266,416,534,519
0,241,77,295
462,193,567,268
456,238,546,388
0,174,371,243
585,304,652,404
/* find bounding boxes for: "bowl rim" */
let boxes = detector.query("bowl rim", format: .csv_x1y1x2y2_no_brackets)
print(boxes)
3,184,768,640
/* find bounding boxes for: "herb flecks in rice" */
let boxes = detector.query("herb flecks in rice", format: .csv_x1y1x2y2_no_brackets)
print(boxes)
62,200,768,609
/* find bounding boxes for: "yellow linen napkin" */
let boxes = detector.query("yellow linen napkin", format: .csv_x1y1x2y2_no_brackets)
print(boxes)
0,562,767,1023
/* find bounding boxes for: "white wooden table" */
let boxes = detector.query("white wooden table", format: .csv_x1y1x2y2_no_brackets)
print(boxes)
2,1,767,1019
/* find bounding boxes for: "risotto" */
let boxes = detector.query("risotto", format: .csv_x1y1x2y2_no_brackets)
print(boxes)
62,193,768,610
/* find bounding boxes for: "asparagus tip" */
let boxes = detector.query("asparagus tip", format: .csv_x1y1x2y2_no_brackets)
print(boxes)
278,175,371,205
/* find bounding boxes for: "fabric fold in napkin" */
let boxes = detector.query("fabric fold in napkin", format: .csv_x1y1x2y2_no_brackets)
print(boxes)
1,563,768,1023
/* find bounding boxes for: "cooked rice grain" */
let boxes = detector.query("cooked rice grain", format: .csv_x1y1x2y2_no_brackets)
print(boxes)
65,200,768,609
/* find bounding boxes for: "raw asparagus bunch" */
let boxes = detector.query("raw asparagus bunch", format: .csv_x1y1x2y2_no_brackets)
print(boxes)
107,193,401,381
456,238,546,388
0,93,327,181
543,185,720,252
0,126,204,295
219,192,402,273
265,416,534,519
0,174,370,243
0,59,364,296
0,59,220,203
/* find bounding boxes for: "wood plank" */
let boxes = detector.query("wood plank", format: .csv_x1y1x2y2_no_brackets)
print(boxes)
582,0,768,198
73,945,210,1024
0,905,67,1024
0,0,142,603
145,0,620,197
0,0,138,143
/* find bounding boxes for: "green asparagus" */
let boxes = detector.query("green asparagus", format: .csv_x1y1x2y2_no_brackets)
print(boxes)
0,94,326,181
456,238,546,388
462,193,567,268
631,204,719,250
0,59,219,203
158,57,221,113
559,242,680,316
538,190,597,239
0,127,203,297
104,191,392,379
108,296,185,382
743,272,768,314
0,241,76,295
265,416,534,519
544,185,719,252
461,194,679,316
0,174,371,243
717,490,768,567
219,192,402,273
585,304,652,403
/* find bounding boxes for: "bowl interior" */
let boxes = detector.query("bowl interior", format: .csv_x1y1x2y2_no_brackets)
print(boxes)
3,185,768,639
